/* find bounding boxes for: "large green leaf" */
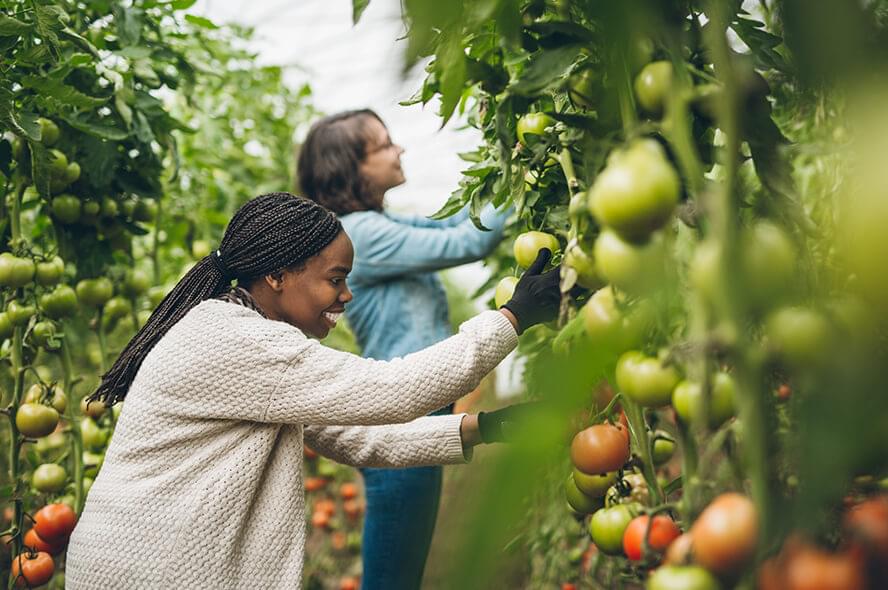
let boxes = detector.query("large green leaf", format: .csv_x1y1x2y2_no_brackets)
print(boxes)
61,112,129,140
352,0,371,24
0,13,32,36
435,29,468,126
19,75,108,109
508,45,581,96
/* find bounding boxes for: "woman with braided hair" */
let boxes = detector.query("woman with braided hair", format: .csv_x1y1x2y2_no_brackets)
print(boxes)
64,192,561,589
298,110,513,589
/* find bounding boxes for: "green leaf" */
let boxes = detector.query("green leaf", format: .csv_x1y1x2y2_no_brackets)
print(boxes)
34,5,65,60
185,15,220,30
19,76,109,109
115,5,144,45
29,142,52,198
469,189,491,231
353,0,371,24
0,13,32,36
435,30,468,126
508,45,581,96
170,0,199,9
59,27,100,57
430,188,470,220
61,113,129,140
0,88,40,140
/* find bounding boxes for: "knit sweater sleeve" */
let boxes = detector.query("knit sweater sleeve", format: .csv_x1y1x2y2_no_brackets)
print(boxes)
303,414,470,468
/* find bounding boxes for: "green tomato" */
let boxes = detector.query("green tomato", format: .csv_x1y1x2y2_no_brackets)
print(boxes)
634,61,674,116
51,195,82,224
689,240,722,305
0,312,13,340
672,372,736,428
191,240,212,260
122,269,151,297
38,118,60,146
47,149,69,177
516,113,555,145
103,296,132,323
563,244,602,289
132,198,158,222
568,68,598,110
589,503,637,555
35,256,65,286
513,231,560,268
40,285,78,319
740,221,796,309
565,473,604,514
31,320,59,349
100,197,119,218
572,468,618,498
32,463,67,493
593,229,664,293
7,300,37,326
581,286,646,350
646,566,720,590
34,431,67,453
616,351,681,408
64,161,81,184
76,277,114,308
82,451,104,478
147,285,168,308
80,417,108,450
0,253,36,288
15,403,60,438
494,276,519,308
588,139,680,241
24,384,67,414
652,435,677,465
80,200,101,224
765,306,832,367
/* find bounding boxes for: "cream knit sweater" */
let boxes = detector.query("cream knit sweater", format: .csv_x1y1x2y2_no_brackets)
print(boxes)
65,300,517,589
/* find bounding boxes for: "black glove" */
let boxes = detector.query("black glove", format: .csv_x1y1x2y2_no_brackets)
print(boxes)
501,248,562,334
477,402,543,444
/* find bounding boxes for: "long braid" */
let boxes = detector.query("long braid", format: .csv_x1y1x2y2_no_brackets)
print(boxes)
91,192,342,406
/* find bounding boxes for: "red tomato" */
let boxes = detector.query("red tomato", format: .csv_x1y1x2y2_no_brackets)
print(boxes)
622,515,681,560
570,423,630,475
844,495,888,559
304,477,328,492
343,499,363,521
311,510,330,529
663,532,693,565
691,493,757,575
11,551,54,588
785,545,865,590
33,504,76,543
23,528,66,555
340,482,358,500
314,498,336,517
339,576,360,590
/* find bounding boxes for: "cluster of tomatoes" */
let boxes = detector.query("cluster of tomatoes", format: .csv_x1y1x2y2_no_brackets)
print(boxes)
303,446,364,589
3,503,76,588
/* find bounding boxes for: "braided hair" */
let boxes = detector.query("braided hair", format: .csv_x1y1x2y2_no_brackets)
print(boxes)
91,192,342,406
297,109,382,215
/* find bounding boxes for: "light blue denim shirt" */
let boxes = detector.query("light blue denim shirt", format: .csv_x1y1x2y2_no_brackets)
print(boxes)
339,205,509,361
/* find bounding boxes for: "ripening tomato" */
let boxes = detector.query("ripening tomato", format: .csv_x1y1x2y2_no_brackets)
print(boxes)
587,139,680,242
40,285,78,319
65,160,81,183
80,396,107,418
571,423,630,475
15,403,60,438
589,503,637,555
23,528,66,555
76,277,114,308
563,243,602,289
494,276,519,308
0,254,36,288
616,351,681,408
844,495,888,560
0,312,13,340
32,463,67,493
565,473,604,514
581,286,648,350
634,61,674,116
784,544,866,590
304,477,328,492
663,532,693,565
593,229,665,293
513,231,560,268
517,113,555,144
47,149,68,178
80,417,108,450
646,565,719,590
24,384,67,414
572,468,618,498
671,372,736,428
10,550,54,588
691,492,758,575
623,515,681,560
33,503,76,543
340,482,359,500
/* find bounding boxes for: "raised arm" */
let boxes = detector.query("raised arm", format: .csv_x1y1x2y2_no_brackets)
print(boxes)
342,204,510,284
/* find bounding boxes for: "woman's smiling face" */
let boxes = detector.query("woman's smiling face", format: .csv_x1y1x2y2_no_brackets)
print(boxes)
252,230,354,338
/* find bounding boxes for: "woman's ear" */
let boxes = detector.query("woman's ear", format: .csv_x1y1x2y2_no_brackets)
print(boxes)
264,272,285,292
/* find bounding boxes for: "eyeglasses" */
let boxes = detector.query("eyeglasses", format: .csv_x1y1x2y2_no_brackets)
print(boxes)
366,137,399,154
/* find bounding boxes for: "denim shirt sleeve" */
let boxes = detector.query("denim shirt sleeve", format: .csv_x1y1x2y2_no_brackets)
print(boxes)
384,207,469,228
341,204,510,284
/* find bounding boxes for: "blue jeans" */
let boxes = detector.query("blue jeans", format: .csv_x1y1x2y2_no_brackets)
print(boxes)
358,405,452,590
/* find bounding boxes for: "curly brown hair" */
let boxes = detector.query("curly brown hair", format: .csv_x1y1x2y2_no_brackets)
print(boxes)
296,109,383,215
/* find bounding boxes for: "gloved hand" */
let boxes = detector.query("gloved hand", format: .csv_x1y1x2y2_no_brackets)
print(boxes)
477,402,543,444
501,248,562,334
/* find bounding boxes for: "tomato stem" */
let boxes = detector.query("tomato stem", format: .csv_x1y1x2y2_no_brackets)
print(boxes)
60,334,85,513
622,398,664,506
